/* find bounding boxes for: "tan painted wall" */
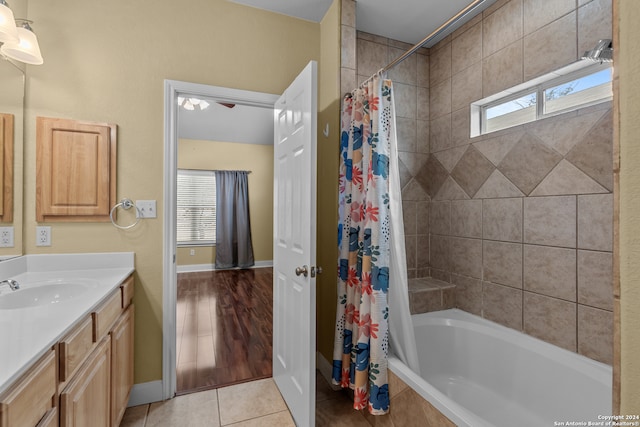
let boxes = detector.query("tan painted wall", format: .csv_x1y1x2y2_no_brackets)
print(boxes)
316,0,341,363
24,0,320,384
177,245,215,266
617,0,640,413
176,139,274,266
0,0,26,259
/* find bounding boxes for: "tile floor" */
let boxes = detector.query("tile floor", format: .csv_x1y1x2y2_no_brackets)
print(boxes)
120,372,370,426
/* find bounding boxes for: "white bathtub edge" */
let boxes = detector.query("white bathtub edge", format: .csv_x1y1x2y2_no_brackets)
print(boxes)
388,355,490,427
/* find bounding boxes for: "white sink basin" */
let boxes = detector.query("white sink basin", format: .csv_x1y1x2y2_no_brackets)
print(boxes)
0,279,100,310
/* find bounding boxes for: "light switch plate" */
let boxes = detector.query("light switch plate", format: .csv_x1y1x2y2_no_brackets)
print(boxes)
136,200,157,218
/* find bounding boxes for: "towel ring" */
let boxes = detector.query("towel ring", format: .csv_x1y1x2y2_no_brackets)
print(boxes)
110,198,141,230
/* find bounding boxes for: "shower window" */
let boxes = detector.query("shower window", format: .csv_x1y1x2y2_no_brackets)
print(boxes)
473,62,612,136
543,67,612,115
484,91,538,134
177,169,216,245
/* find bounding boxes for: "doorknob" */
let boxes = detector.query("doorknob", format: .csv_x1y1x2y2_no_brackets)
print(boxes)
295,265,308,277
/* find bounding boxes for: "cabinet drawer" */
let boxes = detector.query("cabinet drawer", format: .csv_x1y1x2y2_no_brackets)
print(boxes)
92,291,122,342
59,316,95,382
120,276,134,309
0,349,56,427
37,408,58,427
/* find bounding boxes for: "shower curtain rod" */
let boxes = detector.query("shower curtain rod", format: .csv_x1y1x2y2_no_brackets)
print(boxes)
349,0,489,95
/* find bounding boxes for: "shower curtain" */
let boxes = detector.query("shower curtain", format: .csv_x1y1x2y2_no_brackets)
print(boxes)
214,170,255,269
332,73,419,415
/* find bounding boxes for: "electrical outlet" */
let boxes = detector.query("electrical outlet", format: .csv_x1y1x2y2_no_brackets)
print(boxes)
190,249,195,256
0,227,14,248
36,226,51,246
136,200,157,218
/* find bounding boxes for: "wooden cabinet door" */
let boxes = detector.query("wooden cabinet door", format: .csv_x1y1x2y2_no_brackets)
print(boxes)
36,117,116,222
0,350,56,427
0,113,14,222
110,305,134,427
60,336,111,427
36,408,58,427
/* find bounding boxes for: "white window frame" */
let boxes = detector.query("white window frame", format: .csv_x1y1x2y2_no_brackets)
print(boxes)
176,169,216,247
472,61,613,137
481,90,538,135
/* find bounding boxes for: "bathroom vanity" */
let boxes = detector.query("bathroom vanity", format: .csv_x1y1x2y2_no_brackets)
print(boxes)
0,253,135,427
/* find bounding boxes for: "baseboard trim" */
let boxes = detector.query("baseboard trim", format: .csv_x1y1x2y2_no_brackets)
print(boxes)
128,380,164,407
177,260,273,273
316,351,341,390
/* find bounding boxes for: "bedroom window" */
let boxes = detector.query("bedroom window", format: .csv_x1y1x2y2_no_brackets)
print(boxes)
177,169,216,246
472,62,613,136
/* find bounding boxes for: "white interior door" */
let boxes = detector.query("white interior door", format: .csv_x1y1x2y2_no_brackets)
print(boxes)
273,61,318,427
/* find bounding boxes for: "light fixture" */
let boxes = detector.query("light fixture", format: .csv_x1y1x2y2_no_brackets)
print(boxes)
0,19,43,65
0,0,18,43
177,96,210,111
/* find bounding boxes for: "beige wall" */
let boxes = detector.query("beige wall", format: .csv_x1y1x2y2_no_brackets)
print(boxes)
176,139,274,266
24,0,320,384
177,245,215,266
316,0,341,363
617,0,640,413
0,0,26,259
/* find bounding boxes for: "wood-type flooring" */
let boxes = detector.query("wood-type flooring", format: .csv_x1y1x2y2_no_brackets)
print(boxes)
176,268,273,395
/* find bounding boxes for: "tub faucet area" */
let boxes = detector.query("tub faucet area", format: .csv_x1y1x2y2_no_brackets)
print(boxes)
0,280,20,291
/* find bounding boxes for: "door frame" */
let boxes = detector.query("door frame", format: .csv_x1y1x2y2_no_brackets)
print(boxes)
162,80,279,399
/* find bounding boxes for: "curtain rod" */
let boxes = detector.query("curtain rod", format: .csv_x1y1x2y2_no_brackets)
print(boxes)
383,0,487,72
348,0,489,96
181,169,252,174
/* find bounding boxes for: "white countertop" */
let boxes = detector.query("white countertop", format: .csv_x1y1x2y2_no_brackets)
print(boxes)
0,253,134,395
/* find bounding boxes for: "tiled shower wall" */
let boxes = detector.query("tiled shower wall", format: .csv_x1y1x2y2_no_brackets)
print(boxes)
355,32,431,279
345,0,614,365
420,0,614,365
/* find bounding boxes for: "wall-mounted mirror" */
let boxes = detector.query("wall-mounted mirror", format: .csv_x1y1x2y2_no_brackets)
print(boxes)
0,56,24,258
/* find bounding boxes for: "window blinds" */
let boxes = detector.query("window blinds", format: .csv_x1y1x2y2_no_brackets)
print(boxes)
176,169,216,245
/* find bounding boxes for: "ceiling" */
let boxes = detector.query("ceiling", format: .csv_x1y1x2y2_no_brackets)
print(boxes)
178,99,273,145
180,0,496,143
228,0,495,46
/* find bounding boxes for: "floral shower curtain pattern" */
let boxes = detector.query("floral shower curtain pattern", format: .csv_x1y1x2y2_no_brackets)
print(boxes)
332,73,393,415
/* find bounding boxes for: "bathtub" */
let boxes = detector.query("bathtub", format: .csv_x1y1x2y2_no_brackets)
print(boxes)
388,309,612,427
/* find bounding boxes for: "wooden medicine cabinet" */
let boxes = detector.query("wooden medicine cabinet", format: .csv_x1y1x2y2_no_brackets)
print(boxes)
36,117,116,222
0,114,13,223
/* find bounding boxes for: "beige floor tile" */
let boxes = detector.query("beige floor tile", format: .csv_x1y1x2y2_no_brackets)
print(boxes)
224,410,295,427
119,404,148,427
217,378,287,425
146,389,220,427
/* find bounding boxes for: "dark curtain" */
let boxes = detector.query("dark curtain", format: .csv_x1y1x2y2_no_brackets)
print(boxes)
214,171,255,269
